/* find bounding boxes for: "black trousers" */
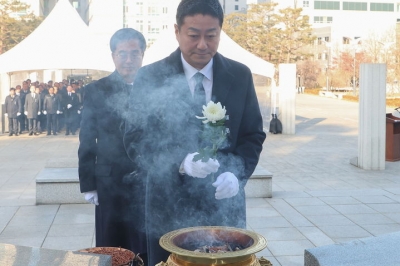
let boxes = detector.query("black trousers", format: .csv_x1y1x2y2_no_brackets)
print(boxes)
46,114,57,134
65,112,77,134
18,114,26,132
28,118,37,133
8,118,18,134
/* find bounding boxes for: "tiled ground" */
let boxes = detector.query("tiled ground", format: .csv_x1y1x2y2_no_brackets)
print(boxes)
0,94,399,266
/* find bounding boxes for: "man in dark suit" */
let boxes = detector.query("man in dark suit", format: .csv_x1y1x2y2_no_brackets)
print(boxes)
78,28,147,264
43,87,61,136
24,85,41,136
123,0,266,264
14,86,24,134
4,88,22,136
64,85,79,135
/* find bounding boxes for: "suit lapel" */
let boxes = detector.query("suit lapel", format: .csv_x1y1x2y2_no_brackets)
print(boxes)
211,53,234,104
166,49,192,101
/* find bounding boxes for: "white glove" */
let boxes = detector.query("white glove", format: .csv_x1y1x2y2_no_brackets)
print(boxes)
37,111,41,115
84,190,99,205
77,110,81,114
4,113,7,116
56,110,60,114
17,112,21,116
24,111,28,115
43,111,47,115
67,104,72,109
212,172,239,200
181,152,220,178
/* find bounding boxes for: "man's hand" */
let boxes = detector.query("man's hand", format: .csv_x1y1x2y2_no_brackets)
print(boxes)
212,172,239,200
24,111,28,115
43,111,47,115
56,110,60,114
37,111,41,115
84,190,99,205
4,113,7,116
67,104,72,109
180,152,219,178
17,112,21,116
77,110,81,114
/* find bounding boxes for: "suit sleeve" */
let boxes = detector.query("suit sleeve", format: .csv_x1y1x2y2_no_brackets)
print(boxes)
78,86,98,192
24,97,28,113
217,71,266,186
235,74,266,181
17,97,22,113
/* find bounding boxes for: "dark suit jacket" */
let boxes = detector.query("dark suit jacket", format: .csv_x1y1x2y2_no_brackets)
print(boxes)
43,94,61,114
123,48,266,265
64,93,79,115
5,95,21,118
78,71,145,253
24,93,41,119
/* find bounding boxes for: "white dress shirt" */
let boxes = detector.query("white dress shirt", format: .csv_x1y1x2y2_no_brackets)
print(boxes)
181,53,213,104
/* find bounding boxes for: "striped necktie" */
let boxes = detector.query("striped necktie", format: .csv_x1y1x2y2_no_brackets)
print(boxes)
193,72,205,113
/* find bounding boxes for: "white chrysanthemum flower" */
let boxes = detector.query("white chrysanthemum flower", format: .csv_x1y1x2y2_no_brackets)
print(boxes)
196,101,226,124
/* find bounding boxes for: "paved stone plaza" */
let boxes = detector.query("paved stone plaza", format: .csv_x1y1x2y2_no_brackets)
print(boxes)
0,94,399,266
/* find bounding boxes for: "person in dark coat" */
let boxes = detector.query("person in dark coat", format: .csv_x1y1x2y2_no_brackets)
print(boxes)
38,85,48,133
64,85,80,135
24,85,42,136
4,88,22,136
43,87,61,136
54,86,64,132
15,85,26,134
78,28,147,264
123,1,266,265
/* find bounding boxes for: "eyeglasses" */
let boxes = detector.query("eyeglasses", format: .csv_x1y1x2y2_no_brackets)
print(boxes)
114,51,142,60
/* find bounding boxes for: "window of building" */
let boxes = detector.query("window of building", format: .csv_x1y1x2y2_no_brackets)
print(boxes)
370,3,394,12
325,36,330,42
318,53,322,59
343,2,367,11
317,37,322,45
72,0,79,8
314,16,333,23
235,5,239,10
314,1,340,10
343,37,350,44
303,1,309,7
148,6,157,15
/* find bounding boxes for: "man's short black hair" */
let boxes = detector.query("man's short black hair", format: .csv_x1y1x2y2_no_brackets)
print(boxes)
110,28,147,53
10,88,15,92
176,0,224,29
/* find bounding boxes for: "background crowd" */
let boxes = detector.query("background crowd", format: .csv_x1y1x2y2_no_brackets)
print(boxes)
4,78,85,136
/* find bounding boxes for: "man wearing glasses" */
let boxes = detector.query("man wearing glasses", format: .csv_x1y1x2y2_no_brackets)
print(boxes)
78,28,147,263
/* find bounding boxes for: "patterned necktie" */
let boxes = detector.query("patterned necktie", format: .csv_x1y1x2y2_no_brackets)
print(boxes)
193,72,205,114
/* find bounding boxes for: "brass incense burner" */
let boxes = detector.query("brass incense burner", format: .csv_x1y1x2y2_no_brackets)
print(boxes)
158,226,267,266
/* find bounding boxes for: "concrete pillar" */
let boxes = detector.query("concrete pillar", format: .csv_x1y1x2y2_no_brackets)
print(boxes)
351,64,386,170
278,64,296,135
55,70,63,82
43,70,53,83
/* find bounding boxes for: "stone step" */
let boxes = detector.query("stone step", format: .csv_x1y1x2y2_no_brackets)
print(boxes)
0,243,111,266
304,231,400,266
36,165,273,204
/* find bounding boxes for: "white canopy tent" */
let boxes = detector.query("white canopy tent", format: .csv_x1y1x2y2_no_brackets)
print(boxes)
0,0,274,78
0,0,114,73
143,28,275,79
